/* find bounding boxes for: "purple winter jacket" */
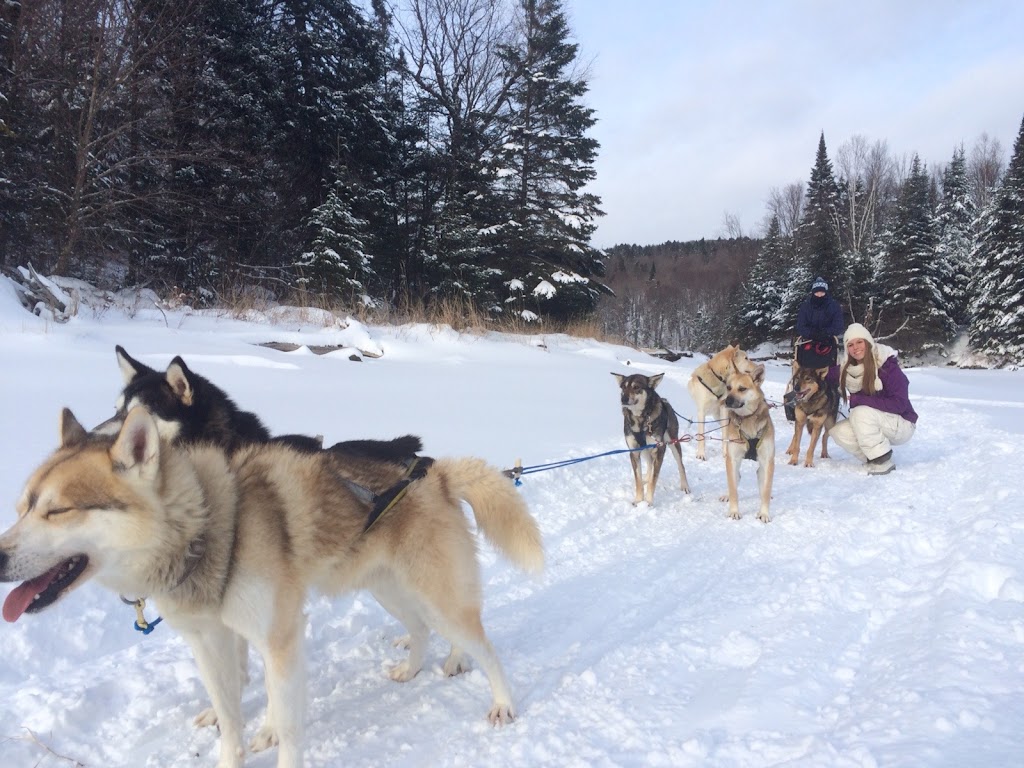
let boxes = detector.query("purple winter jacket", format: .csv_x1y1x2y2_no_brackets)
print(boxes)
826,355,918,424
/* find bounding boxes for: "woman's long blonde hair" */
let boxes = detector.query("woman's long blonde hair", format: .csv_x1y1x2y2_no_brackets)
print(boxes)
839,341,878,400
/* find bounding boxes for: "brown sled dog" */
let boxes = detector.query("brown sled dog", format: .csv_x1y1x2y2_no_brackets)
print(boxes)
784,364,840,468
719,364,774,523
612,372,690,505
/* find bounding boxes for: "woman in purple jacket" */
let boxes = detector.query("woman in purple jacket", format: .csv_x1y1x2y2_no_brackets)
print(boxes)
827,323,918,475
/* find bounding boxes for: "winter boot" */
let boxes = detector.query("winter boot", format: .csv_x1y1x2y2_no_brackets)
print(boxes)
867,450,895,475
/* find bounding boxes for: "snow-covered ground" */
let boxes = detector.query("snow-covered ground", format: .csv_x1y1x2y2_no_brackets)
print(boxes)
1,276,1023,767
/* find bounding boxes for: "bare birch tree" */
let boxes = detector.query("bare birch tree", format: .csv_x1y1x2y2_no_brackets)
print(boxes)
835,135,897,255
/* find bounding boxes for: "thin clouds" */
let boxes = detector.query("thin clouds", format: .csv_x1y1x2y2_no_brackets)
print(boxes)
570,1,1024,245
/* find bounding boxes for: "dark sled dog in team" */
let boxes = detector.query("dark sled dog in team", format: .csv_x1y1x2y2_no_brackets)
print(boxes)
784,363,840,468
612,372,690,505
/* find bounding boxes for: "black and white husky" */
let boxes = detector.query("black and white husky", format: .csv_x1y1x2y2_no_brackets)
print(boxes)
95,345,421,463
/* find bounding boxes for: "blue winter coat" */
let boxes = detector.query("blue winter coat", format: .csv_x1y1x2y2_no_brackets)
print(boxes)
796,293,844,341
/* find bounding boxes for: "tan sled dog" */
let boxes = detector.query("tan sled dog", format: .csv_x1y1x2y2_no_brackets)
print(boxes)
719,364,774,523
0,408,544,768
687,344,759,460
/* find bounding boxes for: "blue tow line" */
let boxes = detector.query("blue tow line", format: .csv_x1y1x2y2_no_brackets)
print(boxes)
505,418,733,486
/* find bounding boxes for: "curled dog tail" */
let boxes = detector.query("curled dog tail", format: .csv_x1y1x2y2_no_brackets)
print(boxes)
434,457,544,575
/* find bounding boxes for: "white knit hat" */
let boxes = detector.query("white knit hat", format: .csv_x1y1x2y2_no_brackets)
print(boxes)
843,322,874,347
842,323,883,390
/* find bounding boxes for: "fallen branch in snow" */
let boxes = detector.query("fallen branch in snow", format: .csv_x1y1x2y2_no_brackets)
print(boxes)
1,264,78,323
12,728,87,766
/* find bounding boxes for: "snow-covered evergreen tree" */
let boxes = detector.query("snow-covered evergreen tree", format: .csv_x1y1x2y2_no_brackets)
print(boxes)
935,145,979,327
735,215,787,344
970,115,1024,363
490,0,605,319
295,179,373,300
876,154,952,347
796,134,845,299
774,262,812,340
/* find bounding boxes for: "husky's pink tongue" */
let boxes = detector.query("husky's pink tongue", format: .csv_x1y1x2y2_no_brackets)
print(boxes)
3,564,63,623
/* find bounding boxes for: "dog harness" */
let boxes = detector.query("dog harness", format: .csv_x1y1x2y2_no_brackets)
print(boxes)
696,354,748,400
695,368,727,398
119,533,207,634
741,423,770,462
357,456,435,533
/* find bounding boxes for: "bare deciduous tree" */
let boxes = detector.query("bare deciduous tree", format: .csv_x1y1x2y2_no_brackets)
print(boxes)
721,211,743,239
763,182,803,237
14,0,200,275
968,132,1004,211
393,0,518,158
835,135,896,254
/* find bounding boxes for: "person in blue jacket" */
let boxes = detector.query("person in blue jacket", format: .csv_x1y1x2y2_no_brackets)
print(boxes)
796,276,845,357
784,276,846,421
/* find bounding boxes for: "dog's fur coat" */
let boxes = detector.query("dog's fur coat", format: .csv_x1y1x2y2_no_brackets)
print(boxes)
612,372,689,504
785,364,840,467
687,345,759,460
719,365,774,523
0,408,544,767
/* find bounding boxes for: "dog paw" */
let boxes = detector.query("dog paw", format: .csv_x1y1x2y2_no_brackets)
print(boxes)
788,457,798,466
718,492,729,502
757,512,772,524
728,510,741,520
388,660,421,682
194,708,219,728
249,724,279,752
443,652,467,677
487,702,516,726
803,460,815,468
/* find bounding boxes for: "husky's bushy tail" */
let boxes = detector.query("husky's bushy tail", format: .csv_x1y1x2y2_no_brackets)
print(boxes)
434,457,544,575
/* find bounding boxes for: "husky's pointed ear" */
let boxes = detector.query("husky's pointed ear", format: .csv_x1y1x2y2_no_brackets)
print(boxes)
115,345,155,384
111,407,160,479
165,356,195,406
753,364,766,386
648,373,665,389
59,408,88,448
611,372,625,385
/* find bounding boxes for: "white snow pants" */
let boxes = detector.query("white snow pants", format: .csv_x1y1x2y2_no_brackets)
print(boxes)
829,405,916,462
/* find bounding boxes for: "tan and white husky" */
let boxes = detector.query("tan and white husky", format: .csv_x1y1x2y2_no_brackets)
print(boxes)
687,344,759,460
0,407,544,767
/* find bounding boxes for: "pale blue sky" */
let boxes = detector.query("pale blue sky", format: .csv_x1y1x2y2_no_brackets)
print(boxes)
568,0,1024,246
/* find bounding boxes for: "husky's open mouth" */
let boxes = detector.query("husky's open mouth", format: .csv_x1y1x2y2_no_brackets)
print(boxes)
2,555,90,622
